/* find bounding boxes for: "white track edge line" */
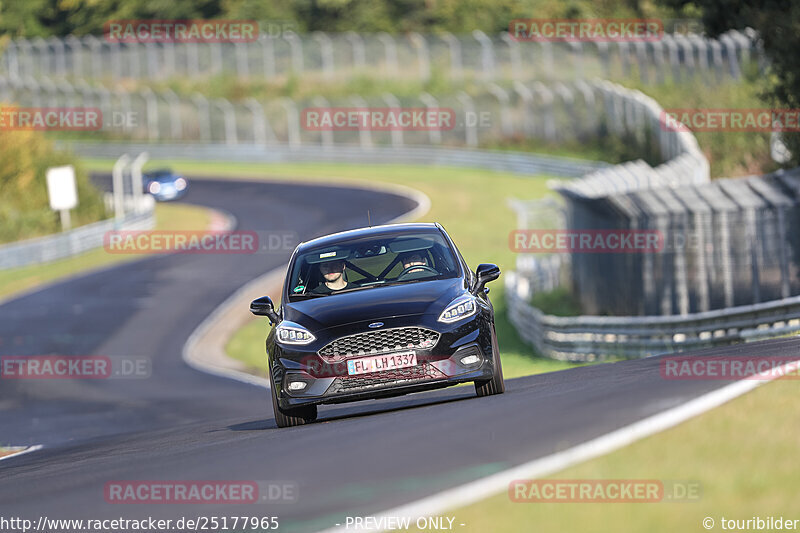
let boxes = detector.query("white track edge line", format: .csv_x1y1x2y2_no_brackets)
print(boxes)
181,182,430,389
318,359,800,532
0,445,44,463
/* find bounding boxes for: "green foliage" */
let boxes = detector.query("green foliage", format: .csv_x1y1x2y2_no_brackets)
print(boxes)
1,0,685,37
663,0,800,168
530,286,583,316
0,129,106,243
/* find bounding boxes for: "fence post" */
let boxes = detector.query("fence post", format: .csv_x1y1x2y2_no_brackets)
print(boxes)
311,96,333,150
500,33,522,80
192,93,211,142
64,36,82,79
215,98,238,145
162,89,183,139
260,35,276,79
112,154,131,223
513,81,534,137
418,92,442,145
187,43,200,77
718,34,741,79
5,41,20,80
382,92,404,147
472,30,495,80
408,33,430,81
278,97,300,148
456,91,478,147
242,98,266,145
345,32,366,71
17,39,33,79
377,32,399,76
441,32,463,79
284,33,304,74
532,81,555,141
488,83,512,137
349,94,373,148
569,41,584,80
131,152,149,213
234,42,250,79
163,42,176,78
574,80,597,136
49,37,66,77
140,87,159,141
313,32,334,79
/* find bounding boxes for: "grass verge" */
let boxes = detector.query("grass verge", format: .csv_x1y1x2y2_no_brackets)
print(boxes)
438,378,799,533
0,447,22,459
81,158,581,379
0,202,212,302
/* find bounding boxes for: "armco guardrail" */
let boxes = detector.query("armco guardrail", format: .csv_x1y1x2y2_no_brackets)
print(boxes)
58,141,607,178
507,81,800,360
0,209,154,270
505,270,800,361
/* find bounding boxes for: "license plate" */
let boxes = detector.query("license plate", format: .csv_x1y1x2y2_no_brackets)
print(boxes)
347,351,417,376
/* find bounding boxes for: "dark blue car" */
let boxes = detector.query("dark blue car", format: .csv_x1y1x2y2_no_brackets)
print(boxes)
250,223,504,427
143,169,188,202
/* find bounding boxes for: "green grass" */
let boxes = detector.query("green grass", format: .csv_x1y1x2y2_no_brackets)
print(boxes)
0,202,212,302
81,159,582,378
439,378,800,533
0,447,21,459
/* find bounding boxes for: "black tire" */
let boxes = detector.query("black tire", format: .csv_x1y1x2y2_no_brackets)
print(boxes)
475,326,505,397
269,371,317,428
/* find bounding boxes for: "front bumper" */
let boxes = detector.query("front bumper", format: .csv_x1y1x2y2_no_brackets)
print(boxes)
270,314,496,409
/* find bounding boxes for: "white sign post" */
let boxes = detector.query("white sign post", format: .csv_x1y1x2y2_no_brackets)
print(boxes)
46,165,78,231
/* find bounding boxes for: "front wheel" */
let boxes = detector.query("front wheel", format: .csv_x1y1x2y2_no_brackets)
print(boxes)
269,370,317,428
475,326,505,397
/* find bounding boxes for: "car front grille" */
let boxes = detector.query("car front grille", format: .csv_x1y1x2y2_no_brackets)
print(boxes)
318,327,440,361
327,362,447,394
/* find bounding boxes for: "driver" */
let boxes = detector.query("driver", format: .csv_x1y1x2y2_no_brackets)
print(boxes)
312,259,355,294
400,251,430,274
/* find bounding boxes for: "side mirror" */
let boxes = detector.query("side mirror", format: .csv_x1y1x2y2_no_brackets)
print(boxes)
250,296,279,324
473,263,500,294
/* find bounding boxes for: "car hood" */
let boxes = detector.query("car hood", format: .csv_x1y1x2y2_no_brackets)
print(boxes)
283,278,466,331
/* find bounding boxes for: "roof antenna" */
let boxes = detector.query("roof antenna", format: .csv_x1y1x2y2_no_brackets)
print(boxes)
367,209,372,227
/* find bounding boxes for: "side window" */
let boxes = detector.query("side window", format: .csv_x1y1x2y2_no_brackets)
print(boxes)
454,245,474,286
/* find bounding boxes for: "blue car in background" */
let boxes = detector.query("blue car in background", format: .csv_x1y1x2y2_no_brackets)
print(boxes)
143,169,188,201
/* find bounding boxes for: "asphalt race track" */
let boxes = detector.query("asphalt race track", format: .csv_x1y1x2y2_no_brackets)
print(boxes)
1,176,798,532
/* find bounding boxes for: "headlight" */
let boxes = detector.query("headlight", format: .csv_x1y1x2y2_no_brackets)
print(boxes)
276,322,316,345
438,295,477,323
148,182,161,194
174,177,187,191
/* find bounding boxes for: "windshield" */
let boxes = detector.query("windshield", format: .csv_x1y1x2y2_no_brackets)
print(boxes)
287,231,459,300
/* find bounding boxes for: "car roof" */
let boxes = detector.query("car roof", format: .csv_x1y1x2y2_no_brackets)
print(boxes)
296,223,445,253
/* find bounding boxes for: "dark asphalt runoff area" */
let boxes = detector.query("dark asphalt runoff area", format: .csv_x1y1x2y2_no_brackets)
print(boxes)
1,176,798,532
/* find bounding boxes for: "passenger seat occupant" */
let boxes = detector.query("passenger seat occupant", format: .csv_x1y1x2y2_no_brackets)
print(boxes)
311,259,355,294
